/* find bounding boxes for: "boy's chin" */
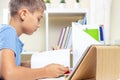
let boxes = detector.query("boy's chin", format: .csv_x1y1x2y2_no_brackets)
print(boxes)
26,32,34,35
28,32,34,35
25,30,36,35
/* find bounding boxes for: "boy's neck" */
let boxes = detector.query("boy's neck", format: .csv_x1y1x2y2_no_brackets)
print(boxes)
9,17,23,37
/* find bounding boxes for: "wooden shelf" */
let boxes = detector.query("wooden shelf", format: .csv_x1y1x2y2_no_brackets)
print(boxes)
45,8,88,14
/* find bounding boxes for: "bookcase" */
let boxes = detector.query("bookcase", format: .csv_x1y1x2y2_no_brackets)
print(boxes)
2,8,89,52
45,8,88,51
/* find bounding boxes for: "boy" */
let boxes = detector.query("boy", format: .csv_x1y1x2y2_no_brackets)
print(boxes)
0,0,69,80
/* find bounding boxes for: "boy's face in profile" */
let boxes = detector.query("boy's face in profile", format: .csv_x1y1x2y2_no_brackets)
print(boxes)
19,9,44,35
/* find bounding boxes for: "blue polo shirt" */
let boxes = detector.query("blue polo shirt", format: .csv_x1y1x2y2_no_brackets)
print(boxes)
0,24,24,66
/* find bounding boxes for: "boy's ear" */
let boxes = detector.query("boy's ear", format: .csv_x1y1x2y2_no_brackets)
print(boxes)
18,9,28,21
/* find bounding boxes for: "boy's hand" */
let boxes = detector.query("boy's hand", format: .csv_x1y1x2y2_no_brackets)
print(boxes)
44,63,69,78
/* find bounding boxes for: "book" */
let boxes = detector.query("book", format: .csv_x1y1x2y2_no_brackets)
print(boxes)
31,49,70,80
57,27,66,48
31,49,70,68
65,27,72,49
61,26,70,49
82,16,87,25
77,16,87,25
72,23,101,66
99,25,105,44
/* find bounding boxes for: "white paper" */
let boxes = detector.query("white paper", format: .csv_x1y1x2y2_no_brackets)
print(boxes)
31,49,70,68
31,49,70,80
72,23,101,66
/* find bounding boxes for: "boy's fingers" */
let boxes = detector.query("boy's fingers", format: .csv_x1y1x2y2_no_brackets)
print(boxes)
58,66,69,73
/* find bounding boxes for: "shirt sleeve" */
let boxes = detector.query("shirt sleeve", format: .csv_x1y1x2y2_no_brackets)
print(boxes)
0,28,16,54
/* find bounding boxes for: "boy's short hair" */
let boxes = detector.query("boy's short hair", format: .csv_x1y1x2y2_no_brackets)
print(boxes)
9,0,46,17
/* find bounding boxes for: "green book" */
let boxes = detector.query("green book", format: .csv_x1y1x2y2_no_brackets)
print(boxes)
84,28,99,41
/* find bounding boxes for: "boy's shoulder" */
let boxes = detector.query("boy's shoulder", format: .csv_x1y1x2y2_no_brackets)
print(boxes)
0,24,15,33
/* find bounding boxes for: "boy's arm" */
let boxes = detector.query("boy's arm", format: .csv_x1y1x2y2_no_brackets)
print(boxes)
1,49,68,80
1,49,47,80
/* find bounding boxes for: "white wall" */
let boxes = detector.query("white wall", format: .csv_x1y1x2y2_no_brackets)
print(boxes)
49,0,89,8
0,0,9,24
110,0,120,44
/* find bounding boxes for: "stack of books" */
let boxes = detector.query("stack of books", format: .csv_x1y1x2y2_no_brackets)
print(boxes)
55,17,87,50
57,26,72,49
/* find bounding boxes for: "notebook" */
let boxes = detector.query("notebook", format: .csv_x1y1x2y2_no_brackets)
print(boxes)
72,23,101,66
